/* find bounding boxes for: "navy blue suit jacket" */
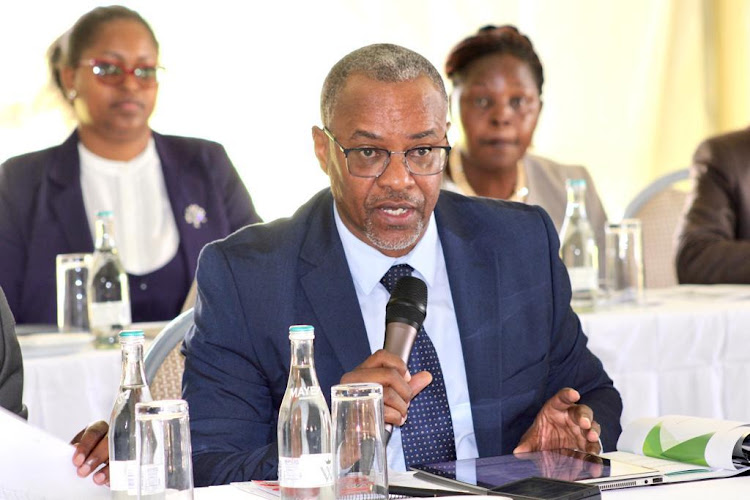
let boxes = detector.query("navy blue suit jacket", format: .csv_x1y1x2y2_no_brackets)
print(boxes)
0,131,260,323
183,189,622,486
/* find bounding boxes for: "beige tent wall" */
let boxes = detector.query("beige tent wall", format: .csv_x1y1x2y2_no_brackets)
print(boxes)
0,0,748,222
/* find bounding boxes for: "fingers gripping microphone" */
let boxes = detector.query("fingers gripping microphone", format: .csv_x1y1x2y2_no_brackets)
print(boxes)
383,275,428,442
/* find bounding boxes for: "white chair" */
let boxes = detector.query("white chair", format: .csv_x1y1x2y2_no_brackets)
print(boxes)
144,308,193,400
623,169,691,288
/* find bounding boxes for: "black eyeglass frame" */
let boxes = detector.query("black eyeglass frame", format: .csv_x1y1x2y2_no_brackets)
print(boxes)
323,127,451,178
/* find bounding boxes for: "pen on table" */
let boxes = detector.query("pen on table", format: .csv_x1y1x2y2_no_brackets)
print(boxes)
388,484,466,497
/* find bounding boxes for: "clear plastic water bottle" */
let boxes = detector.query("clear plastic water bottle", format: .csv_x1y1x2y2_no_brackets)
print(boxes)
109,330,152,499
87,210,131,348
560,179,599,311
278,325,334,500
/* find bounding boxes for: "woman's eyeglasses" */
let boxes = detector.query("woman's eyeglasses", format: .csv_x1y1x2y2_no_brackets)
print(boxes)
79,59,163,88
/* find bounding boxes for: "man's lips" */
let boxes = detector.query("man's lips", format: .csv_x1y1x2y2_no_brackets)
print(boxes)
370,200,419,220
378,206,410,216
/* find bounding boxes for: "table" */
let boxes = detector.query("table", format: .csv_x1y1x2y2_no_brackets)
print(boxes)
20,286,750,446
580,285,750,427
19,322,166,441
190,476,750,498
22,346,119,441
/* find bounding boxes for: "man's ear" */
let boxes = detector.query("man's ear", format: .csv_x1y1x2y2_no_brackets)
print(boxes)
312,126,330,175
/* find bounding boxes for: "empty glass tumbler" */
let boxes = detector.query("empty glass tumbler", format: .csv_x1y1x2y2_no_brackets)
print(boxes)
331,383,387,500
55,253,91,332
604,219,645,305
135,399,194,500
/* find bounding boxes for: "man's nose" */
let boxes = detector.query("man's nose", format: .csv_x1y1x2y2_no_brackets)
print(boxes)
376,153,415,189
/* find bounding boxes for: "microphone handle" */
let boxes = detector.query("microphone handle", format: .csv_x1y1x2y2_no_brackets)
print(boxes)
382,321,419,444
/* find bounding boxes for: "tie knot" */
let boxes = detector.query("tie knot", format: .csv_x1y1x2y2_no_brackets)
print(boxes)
380,264,414,293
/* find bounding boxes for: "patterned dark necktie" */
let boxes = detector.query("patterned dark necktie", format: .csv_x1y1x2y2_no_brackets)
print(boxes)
380,264,457,467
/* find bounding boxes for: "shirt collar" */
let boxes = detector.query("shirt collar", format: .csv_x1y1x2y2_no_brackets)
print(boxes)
333,201,439,295
448,145,529,202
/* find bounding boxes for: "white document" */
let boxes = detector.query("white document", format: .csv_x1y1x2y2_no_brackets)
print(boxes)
0,406,109,499
617,415,750,470
605,414,750,483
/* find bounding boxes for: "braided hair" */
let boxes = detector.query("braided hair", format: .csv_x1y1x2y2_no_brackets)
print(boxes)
445,25,544,96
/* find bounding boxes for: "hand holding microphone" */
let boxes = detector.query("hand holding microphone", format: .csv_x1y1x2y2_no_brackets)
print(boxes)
338,274,430,455
382,275,428,441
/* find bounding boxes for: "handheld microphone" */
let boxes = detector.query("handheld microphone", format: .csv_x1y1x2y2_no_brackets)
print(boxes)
383,275,428,441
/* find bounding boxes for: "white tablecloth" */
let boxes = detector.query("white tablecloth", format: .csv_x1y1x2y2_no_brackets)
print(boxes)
19,322,166,441
581,285,750,428
22,346,120,441
19,286,750,444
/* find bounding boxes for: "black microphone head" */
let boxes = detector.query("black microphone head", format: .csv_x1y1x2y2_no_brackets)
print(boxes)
386,276,427,330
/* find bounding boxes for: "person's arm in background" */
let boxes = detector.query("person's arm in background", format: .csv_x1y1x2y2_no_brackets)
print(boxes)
0,286,26,419
676,133,750,283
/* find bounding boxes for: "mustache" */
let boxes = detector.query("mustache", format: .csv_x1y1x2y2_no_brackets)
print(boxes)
365,189,423,208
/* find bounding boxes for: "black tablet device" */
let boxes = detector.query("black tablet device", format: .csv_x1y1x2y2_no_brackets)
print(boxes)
411,449,661,492
490,476,601,499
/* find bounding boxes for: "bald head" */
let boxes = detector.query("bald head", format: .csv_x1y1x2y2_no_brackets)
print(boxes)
320,43,447,127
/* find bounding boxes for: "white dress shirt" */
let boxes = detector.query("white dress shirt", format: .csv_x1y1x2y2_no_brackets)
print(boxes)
79,138,179,275
333,202,478,471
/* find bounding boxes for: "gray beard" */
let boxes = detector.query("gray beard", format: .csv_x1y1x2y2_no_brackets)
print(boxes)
364,218,424,252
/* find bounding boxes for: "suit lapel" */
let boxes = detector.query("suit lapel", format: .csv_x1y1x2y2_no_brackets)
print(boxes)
436,194,504,457
299,193,372,373
154,133,202,280
48,131,93,251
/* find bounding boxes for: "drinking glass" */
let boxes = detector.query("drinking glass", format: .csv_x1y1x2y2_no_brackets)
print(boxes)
331,383,387,500
55,253,91,332
135,400,194,499
604,219,645,305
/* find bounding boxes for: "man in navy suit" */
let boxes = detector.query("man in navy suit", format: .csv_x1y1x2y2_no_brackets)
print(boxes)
183,43,622,486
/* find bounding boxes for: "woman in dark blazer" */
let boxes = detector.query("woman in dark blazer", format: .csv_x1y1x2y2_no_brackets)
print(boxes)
0,6,260,324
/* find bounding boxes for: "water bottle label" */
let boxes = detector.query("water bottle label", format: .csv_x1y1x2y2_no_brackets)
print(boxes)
139,463,166,495
109,459,135,492
279,453,334,487
89,300,131,328
568,267,598,291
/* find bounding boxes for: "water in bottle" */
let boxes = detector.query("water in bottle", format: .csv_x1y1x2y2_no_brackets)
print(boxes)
278,325,334,500
109,330,152,499
560,179,599,311
88,210,131,348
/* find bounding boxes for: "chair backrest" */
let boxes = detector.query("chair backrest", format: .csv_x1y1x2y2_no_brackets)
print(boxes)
623,169,691,288
144,308,193,400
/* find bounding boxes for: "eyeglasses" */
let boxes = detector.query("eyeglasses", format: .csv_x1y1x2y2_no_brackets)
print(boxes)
323,127,450,178
79,59,163,88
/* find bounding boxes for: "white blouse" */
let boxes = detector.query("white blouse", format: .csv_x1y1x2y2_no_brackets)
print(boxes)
79,138,179,275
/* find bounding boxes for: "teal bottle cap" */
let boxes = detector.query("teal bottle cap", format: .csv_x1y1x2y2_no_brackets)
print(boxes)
288,325,314,340
119,330,144,338
96,210,114,217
